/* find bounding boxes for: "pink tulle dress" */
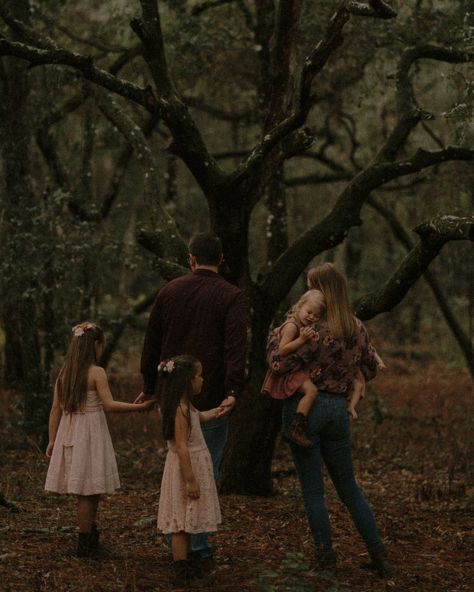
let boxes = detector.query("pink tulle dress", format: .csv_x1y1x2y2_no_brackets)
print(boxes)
261,319,310,399
45,391,120,496
157,406,221,534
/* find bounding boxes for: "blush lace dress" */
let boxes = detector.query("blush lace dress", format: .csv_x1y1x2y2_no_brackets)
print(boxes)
45,391,120,495
157,406,221,534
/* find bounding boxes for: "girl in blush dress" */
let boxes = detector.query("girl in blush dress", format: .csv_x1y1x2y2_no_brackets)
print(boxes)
157,355,224,588
45,321,154,557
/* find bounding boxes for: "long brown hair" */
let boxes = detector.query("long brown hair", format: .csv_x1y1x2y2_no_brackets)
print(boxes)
307,263,355,341
56,322,104,412
159,355,200,441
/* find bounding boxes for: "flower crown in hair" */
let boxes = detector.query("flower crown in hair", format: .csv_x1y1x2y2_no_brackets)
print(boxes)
158,360,175,374
72,322,95,337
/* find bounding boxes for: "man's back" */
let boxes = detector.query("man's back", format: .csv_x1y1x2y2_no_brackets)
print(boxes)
141,269,247,410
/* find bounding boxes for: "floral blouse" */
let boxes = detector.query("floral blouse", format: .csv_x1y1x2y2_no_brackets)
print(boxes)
267,317,378,395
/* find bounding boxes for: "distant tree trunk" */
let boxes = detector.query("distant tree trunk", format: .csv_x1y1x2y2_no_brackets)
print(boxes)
0,0,50,428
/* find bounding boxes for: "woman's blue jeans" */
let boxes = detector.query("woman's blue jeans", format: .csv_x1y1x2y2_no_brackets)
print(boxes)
282,392,382,553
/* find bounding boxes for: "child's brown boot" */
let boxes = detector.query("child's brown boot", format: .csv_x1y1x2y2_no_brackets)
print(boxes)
283,412,313,448
172,560,193,588
76,532,95,558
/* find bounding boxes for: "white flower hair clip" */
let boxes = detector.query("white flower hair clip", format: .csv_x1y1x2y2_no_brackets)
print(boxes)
158,360,175,374
72,322,95,337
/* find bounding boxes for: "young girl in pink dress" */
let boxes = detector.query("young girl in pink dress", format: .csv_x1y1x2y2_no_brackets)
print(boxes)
262,290,326,447
156,355,224,588
45,321,154,557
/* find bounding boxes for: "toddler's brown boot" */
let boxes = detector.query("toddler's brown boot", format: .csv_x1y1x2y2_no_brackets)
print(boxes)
283,412,313,448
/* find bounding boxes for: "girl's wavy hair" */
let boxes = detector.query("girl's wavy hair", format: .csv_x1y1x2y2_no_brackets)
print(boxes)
307,263,356,342
159,355,200,441
56,322,104,412
287,290,326,320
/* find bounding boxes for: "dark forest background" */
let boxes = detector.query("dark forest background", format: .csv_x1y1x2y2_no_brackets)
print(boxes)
0,2,473,590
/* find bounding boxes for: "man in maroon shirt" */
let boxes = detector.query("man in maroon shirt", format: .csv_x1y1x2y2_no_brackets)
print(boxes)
140,232,248,564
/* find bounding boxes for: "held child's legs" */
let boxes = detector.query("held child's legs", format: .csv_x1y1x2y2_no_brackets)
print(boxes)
296,380,318,416
347,377,365,419
77,495,100,533
172,531,189,561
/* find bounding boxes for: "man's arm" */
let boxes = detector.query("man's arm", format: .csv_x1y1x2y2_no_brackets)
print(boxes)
140,291,162,397
223,290,248,404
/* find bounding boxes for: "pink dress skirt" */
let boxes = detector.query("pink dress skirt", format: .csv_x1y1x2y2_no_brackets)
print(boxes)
261,319,310,399
261,367,310,399
157,406,221,534
45,391,120,496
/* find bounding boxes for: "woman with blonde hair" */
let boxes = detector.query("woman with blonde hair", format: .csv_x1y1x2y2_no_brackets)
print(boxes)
275,263,395,577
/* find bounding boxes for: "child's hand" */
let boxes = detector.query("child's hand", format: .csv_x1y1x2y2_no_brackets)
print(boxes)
215,406,226,419
300,326,316,341
186,477,200,499
347,404,358,420
377,360,387,371
134,392,146,404
139,399,157,411
46,442,54,458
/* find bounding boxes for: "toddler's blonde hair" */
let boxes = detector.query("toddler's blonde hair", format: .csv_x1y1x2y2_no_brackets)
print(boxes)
289,289,326,319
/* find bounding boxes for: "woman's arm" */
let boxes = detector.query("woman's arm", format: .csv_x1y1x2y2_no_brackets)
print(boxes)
175,406,200,499
94,367,155,412
46,383,61,457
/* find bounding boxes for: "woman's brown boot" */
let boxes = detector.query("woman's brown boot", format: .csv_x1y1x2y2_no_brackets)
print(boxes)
367,544,397,578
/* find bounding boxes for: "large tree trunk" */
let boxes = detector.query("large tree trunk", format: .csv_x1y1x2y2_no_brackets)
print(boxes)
220,287,282,495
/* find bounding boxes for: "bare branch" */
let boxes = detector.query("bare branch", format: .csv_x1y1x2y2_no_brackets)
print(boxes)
377,44,474,162
184,95,255,123
286,172,353,186
192,0,237,16
0,35,158,111
132,0,174,95
355,215,474,319
348,1,397,19
130,1,228,193
108,44,142,76
100,112,161,220
0,3,58,50
101,290,159,366
230,2,350,184
35,10,129,54
94,87,188,265
367,196,473,375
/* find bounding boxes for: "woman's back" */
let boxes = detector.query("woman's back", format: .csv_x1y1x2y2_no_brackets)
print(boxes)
274,317,378,395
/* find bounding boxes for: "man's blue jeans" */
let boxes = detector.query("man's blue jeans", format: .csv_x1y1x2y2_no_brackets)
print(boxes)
282,392,382,553
190,417,229,558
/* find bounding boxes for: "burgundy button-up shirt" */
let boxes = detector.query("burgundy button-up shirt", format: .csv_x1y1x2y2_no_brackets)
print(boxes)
140,269,248,411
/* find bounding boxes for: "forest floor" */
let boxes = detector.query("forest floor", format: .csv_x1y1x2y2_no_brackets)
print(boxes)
0,357,473,592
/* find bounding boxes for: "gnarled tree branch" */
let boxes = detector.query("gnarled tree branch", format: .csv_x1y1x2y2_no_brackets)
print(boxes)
230,2,350,185
94,87,188,265
354,215,474,320
368,196,473,375
0,35,157,110
348,0,397,19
